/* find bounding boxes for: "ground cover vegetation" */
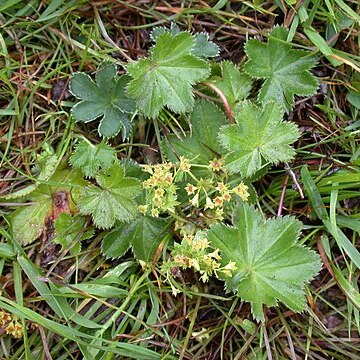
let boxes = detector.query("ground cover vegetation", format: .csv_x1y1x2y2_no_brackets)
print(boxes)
0,0,359,359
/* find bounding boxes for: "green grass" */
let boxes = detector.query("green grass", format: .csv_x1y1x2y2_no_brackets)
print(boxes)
0,1,359,359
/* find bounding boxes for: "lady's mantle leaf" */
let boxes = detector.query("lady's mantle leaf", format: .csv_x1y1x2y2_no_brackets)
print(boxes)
150,25,219,58
102,216,171,262
70,140,117,178
207,203,322,321
127,32,210,118
218,101,300,178
208,61,252,111
78,163,141,229
69,62,135,139
192,33,219,59
162,100,227,164
11,199,52,246
244,26,318,112
10,169,88,246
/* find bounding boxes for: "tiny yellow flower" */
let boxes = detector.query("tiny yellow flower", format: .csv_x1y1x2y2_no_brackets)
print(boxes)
13,323,23,339
138,205,148,215
143,165,154,174
179,156,191,172
215,182,229,194
174,254,191,267
153,196,163,207
206,257,220,270
221,261,238,276
232,182,250,202
29,322,39,331
5,322,15,334
185,183,197,195
208,248,221,261
190,258,200,271
0,311,11,326
205,196,214,209
142,179,152,189
200,271,209,282
152,174,162,186
214,196,224,207
153,164,162,174
6,321,23,339
151,208,160,217
155,188,165,197
209,158,224,172
164,162,172,172
165,173,173,185
222,192,232,202
174,220,185,231
214,208,224,221
190,193,199,207
193,237,209,251
183,234,194,244
192,328,210,342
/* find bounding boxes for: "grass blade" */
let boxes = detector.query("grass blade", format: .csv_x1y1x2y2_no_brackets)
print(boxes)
0,296,163,359
301,165,328,221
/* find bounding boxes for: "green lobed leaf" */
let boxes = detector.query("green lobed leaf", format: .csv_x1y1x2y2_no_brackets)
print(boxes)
126,32,211,118
207,203,322,321
192,32,219,58
78,163,141,229
150,25,219,58
102,216,171,262
162,99,227,164
101,223,131,259
69,62,135,139
244,26,318,112
150,24,180,40
69,140,117,178
208,61,252,111
10,168,88,246
218,101,300,178
11,200,52,246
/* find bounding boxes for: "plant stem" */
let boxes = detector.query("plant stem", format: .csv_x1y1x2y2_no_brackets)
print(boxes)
202,82,234,123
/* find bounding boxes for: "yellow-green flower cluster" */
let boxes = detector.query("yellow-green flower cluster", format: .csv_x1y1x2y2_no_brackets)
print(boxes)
139,157,250,227
185,179,250,215
164,231,237,283
140,162,179,217
0,310,23,339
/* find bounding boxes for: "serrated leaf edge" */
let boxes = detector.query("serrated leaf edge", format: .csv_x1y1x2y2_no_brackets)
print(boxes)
243,28,319,111
70,68,133,139
68,72,95,99
212,204,322,321
69,140,117,178
70,101,102,123
193,32,220,58
97,107,131,139
101,233,132,260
